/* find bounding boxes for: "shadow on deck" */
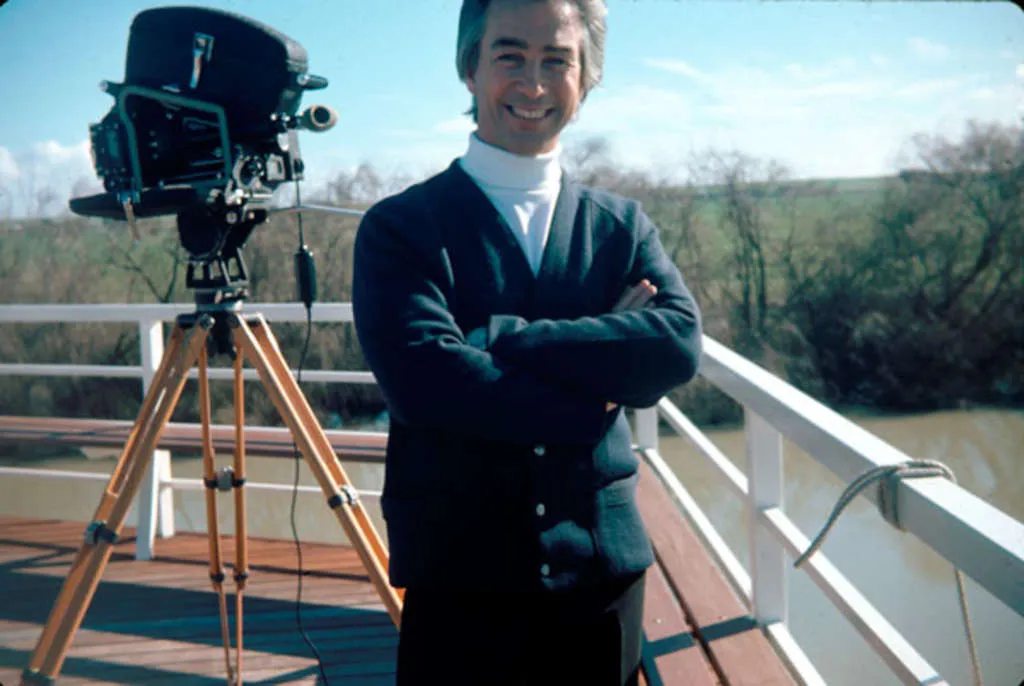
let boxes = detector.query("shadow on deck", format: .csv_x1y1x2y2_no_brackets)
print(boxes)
0,461,796,685
0,519,397,685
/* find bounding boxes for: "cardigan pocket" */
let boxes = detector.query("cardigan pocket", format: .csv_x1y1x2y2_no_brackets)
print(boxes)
591,473,655,578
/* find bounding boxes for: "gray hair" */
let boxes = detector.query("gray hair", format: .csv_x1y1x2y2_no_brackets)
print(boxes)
455,0,607,121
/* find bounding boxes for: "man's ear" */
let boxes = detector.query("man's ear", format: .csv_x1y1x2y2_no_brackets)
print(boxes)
465,71,477,96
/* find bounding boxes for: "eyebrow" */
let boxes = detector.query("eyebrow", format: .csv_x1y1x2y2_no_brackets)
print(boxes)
490,37,574,55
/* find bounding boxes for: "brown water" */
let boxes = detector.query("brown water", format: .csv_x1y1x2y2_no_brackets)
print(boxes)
1,408,1021,685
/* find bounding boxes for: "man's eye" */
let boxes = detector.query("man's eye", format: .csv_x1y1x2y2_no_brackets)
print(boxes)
545,57,569,68
496,53,522,64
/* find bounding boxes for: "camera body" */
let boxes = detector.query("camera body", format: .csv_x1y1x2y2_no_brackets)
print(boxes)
70,6,336,306
88,82,303,213
72,6,332,260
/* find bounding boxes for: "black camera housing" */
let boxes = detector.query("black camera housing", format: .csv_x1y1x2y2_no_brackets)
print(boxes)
70,6,333,306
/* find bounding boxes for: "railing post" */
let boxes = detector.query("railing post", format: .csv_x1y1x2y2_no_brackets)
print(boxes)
745,408,787,626
634,406,659,452
134,318,175,560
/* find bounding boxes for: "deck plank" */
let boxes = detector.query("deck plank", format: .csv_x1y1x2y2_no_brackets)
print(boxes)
1,454,797,685
0,517,396,685
641,562,720,685
636,461,795,686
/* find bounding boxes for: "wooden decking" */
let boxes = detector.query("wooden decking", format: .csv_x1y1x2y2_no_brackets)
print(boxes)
0,519,398,685
0,438,795,684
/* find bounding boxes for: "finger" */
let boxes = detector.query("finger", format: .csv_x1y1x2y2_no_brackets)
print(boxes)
631,283,658,310
617,280,657,312
612,284,644,312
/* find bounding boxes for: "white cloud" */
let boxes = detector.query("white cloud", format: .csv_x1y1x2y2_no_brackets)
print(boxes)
0,147,18,181
567,50,1020,181
433,116,474,135
1017,64,1024,82
38,140,91,165
643,58,710,83
895,78,968,99
574,85,691,135
383,128,433,140
1,140,97,217
968,87,997,101
908,37,950,60
647,58,886,125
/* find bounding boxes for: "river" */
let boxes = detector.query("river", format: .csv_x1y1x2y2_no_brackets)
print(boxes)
1,408,1021,685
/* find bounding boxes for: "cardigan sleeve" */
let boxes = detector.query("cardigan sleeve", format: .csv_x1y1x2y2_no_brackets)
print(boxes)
484,208,703,409
352,203,613,445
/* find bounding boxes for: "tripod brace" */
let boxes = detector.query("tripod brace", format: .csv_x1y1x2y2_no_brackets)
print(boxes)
21,306,403,685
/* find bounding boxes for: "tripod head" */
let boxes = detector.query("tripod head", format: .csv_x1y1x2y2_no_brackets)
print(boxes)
177,201,263,313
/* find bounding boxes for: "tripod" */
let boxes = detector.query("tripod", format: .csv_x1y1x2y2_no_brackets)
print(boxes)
21,305,403,685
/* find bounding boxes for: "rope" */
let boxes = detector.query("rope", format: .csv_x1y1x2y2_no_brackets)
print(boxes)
794,459,982,686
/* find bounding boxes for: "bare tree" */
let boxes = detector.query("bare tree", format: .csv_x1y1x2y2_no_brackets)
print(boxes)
104,224,185,303
0,180,11,220
688,149,791,342
327,162,386,207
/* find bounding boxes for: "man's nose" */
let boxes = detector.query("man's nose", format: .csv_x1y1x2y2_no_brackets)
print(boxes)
517,62,545,97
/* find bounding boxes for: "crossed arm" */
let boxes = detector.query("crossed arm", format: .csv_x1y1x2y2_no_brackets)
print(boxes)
351,204,702,444
465,279,660,411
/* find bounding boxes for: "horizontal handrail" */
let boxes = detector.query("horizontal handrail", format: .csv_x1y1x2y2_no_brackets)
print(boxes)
760,506,943,684
2,299,1021,685
0,466,382,499
2,302,1020,614
0,363,376,384
696,337,1024,618
641,438,947,685
0,302,353,323
0,416,388,462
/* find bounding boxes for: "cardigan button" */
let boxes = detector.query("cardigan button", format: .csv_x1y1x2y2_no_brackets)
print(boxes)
535,503,546,517
533,445,546,457
540,563,551,577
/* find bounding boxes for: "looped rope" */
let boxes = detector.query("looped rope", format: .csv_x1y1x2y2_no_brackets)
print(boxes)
794,459,982,686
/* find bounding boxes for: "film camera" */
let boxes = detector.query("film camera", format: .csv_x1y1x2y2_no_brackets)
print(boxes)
70,6,337,307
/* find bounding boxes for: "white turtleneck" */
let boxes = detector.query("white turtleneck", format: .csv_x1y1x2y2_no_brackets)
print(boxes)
458,133,563,275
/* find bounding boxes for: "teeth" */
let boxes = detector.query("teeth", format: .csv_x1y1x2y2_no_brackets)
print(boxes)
511,107,546,120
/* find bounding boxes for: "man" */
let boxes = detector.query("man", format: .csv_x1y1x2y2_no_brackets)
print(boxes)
352,0,702,683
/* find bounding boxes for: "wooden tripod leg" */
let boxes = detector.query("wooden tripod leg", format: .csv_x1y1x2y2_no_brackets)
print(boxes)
244,318,398,594
230,315,404,627
23,323,191,681
22,319,211,684
198,344,236,685
232,350,249,682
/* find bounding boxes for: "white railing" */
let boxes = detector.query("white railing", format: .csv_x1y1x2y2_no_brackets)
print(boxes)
1,302,1022,686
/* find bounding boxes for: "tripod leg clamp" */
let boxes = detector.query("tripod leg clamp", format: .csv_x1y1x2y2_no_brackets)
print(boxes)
84,521,119,546
204,467,245,492
327,485,359,509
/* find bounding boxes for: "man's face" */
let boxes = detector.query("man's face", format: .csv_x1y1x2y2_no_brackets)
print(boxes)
467,0,584,157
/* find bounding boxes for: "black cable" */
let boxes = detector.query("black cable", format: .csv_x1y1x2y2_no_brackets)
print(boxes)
288,178,330,685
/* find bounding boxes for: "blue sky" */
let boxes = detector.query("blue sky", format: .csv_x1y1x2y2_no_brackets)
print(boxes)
0,0,1021,217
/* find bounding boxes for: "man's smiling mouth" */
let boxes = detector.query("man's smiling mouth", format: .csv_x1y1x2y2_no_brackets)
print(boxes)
507,106,550,121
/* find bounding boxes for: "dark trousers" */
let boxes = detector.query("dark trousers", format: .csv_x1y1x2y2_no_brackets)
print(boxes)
396,571,646,686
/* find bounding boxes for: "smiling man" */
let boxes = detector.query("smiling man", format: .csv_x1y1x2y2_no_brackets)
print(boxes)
352,1,703,684
465,0,583,156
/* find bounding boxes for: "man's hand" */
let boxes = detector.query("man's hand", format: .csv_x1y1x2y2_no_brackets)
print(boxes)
606,279,658,411
612,278,658,313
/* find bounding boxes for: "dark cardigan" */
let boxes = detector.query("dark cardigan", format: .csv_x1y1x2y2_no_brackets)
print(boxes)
352,160,702,592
